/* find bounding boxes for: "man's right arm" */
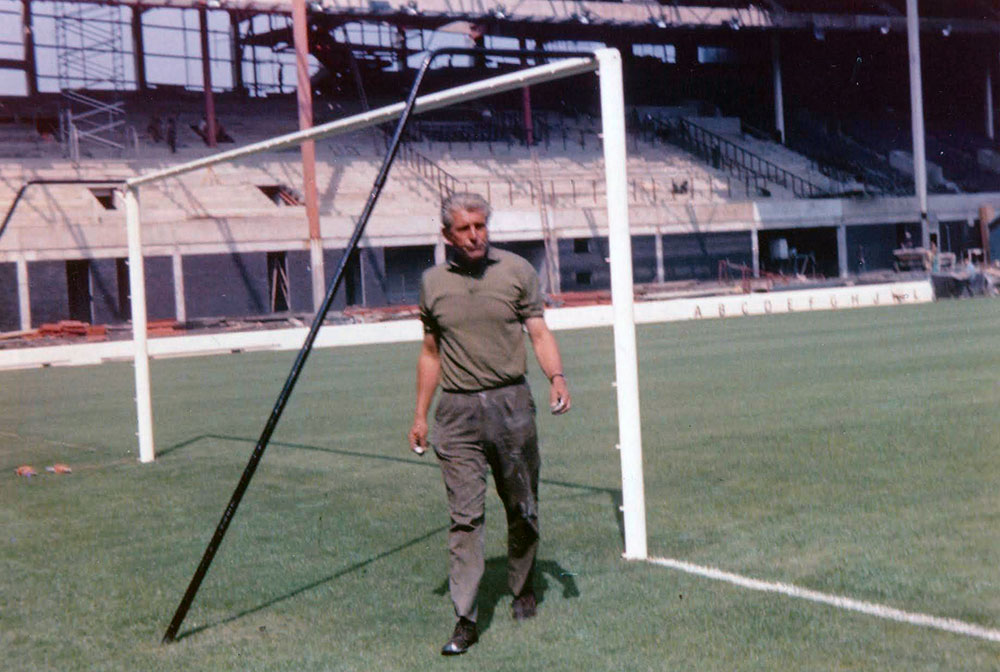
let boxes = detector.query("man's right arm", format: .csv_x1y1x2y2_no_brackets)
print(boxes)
408,332,441,454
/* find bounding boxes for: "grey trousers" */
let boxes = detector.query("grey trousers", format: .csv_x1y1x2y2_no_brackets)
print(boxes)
431,380,540,622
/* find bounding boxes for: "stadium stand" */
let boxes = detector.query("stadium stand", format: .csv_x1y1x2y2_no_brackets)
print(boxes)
2,0,1000,334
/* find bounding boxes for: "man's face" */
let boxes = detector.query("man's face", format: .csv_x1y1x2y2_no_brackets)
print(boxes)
443,208,489,263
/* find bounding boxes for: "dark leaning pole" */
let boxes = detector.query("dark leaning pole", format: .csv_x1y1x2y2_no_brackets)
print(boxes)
161,46,595,644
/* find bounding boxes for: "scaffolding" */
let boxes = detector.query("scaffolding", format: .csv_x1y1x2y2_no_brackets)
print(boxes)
54,0,130,159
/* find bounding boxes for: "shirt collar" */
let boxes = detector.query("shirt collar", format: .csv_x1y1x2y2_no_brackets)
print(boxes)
447,245,500,273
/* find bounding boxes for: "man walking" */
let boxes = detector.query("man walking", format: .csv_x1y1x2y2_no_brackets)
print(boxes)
408,193,571,656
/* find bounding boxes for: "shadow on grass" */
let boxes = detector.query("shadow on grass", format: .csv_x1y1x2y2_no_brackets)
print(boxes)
163,433,626,539
163,435,622,511
433,557,580,634
176,522,450,641
163,433,620,641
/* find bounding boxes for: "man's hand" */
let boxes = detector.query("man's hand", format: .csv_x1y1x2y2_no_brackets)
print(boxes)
410,332,441,457
549,375,571,415
408,417,429,456
525,317,572,416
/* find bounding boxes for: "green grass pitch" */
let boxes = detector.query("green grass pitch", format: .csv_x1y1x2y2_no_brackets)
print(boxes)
2,298,999,670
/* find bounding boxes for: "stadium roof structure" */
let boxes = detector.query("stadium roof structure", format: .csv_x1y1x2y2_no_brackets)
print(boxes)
41,1,1000,33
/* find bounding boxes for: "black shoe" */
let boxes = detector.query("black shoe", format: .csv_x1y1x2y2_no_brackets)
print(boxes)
511,590,537,621
441,617,478,656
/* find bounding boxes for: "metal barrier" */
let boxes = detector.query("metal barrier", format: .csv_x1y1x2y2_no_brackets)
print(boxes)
393,138,466,198
639,115,829,198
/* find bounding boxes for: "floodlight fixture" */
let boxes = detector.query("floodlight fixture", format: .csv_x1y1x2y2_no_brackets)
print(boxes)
206,0,221,7
879,23,890,35
941,24,952,37
574,11,592,25
727,17,741,31
649,16,667,29
493,5,507,20
813,25,825,41
404,0,420,16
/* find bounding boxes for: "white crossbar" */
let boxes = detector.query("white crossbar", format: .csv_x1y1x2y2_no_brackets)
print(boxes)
123,49,646,556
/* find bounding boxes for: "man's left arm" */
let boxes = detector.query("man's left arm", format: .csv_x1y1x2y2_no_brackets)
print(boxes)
525,316,571,415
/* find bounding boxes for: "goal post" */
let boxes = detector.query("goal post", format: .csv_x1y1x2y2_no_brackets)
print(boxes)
597,50,648,561
125,46,647,641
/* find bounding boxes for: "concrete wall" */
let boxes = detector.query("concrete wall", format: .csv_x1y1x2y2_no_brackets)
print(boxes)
183,252,269,319
287,250,313,313
90,259,125,325
27,260,69,326
321,247,392,309
359,247,387,307
144,256,176,321
384,245,435,305
845,224,898,273
632,235,658,284
559,236,610,291
663,231,752,280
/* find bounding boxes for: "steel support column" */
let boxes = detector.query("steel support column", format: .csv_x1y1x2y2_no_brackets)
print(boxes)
199,7,217,147
519,36,534,146
172,250,186,323
522,85,534,146
230,10,245,94
986,67,994,141
292,0,324,310
837,224,848,278
771,32,785,144
131,7,147,92
16,257,31,330
906,0,929,248
654,230,664,283
22,0,37,96
980,205,993,264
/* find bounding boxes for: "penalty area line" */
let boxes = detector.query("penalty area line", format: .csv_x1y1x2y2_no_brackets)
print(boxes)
648,556,1000,643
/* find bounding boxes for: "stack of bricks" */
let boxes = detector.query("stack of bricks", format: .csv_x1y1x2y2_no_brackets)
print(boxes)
146,319,185,337
29,321,108,341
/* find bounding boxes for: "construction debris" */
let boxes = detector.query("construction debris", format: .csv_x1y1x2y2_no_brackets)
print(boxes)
45,464,72,474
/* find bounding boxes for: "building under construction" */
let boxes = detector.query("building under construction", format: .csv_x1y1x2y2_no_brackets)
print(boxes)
1,0,1000,333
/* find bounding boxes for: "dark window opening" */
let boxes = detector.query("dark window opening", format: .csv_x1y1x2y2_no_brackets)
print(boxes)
698,45,738,64
575,271,593,286
258,184,303,206
116,258,131,320
89,188,117,210
267,251,290,312
632,43,676,64
66,259,93,323
574,238,591,254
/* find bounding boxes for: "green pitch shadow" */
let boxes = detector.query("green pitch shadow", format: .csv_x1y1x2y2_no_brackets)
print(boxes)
433,557,580,634
160,434,619,641
175,523,450,642
160,433,626,544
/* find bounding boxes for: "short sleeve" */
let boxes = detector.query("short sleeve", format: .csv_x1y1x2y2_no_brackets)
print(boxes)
418,276,439,335
515,261,544,321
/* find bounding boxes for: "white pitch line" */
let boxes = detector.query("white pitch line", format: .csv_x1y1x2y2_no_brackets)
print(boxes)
649,556,1000,643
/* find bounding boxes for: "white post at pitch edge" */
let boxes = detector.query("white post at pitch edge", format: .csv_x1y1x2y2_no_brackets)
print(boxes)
597,48,648,560
906,0,929,249
124,186,155,462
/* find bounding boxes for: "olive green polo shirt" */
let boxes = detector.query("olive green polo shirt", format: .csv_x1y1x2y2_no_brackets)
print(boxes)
419,247,544,392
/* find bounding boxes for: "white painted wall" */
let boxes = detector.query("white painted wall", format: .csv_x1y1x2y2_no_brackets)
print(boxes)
0,279,933,371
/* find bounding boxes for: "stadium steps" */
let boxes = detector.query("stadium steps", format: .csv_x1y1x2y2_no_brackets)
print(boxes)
691,116,855,194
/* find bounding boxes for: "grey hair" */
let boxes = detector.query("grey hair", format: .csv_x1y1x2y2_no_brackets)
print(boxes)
441,192,491,230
